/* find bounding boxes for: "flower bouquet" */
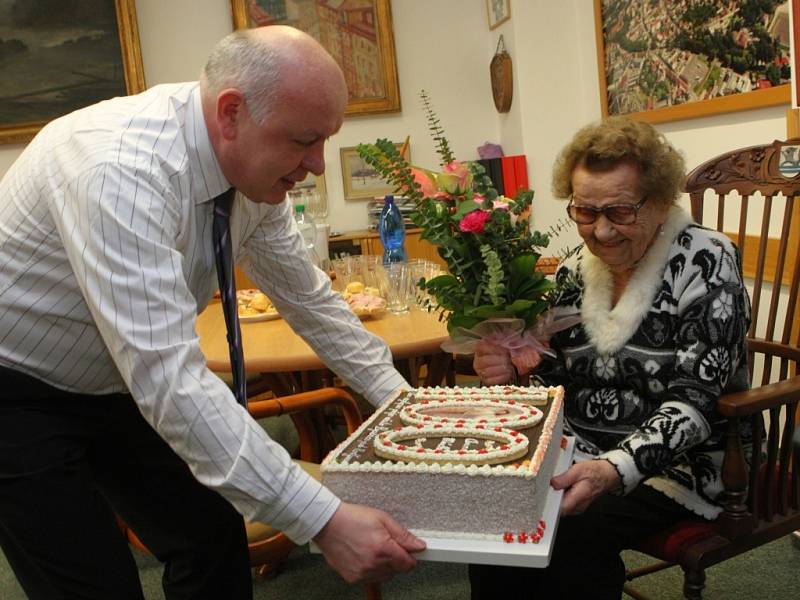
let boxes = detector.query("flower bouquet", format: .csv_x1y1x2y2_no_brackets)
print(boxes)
357,91,575,374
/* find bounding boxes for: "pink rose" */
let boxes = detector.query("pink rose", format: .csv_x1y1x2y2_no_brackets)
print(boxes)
437,161,473,195
409,167,438,197
459,210,491,233
492,199,510,211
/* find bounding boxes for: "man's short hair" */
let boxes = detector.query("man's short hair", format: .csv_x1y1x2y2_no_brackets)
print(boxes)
201,29,280,124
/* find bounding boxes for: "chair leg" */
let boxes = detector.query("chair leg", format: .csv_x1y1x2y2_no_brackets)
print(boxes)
682,568,705,600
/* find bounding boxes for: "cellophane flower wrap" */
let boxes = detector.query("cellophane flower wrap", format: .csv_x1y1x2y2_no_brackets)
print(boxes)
357,91,575,373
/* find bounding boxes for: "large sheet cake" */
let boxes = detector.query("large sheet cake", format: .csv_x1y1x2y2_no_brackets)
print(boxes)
321,385,565,540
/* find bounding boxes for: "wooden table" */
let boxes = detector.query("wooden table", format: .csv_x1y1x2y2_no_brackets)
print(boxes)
197,305,453,394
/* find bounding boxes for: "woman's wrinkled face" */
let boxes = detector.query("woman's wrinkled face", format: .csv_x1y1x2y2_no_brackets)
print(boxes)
570,161,670,274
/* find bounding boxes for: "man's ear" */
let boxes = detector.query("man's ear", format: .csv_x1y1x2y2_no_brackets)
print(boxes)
216,89,245,141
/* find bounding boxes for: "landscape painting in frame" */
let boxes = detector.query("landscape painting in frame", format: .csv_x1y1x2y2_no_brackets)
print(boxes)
0,0,145,144
340,143,407,201
230,0,400,115
595,0,792,123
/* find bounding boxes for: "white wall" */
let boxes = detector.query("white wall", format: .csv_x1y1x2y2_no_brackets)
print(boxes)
0,0,794,237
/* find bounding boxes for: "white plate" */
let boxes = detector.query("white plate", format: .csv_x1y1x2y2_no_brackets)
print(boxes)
311,437,575,568
239,310,281,323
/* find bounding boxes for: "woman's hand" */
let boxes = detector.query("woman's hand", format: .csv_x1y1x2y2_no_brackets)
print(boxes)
473,340,517,385
550,459,621,516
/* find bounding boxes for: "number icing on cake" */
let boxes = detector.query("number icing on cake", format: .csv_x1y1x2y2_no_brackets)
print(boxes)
374,424,529,465
398,398,543,430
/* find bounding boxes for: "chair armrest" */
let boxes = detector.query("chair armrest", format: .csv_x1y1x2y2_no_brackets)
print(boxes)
247,387,363,435
717,376,800,418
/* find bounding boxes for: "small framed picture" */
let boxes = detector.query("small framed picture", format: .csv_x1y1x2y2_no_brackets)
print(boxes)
486,0,511,30
340,143,409,201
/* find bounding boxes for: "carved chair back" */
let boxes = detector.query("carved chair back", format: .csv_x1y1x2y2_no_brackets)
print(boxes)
684,137,800,539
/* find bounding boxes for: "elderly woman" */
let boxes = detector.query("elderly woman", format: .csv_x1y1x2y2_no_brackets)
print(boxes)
469,117,751,599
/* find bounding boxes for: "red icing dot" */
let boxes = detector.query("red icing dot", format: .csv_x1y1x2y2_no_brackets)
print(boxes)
514,438,524,443
517,532,528,543
478,449,488,454
458,450,466,455
500,445,509,450
416,448,425,453
503,532,514,543
398,445,407,450
383,441,392,446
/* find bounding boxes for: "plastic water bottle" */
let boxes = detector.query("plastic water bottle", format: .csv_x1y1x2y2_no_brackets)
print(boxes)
379,195,407,265
294,204,320,266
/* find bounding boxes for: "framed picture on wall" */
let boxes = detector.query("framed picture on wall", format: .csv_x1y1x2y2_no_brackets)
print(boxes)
229,0,401,116
0,0,145,145
594,0,791,124
486,0,511,30
340,143,408,201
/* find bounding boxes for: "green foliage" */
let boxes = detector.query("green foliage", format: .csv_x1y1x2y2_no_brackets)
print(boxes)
356,90,564,334
420,89,455,166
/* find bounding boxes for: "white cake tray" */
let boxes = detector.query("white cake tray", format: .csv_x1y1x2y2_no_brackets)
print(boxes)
311,437,575,569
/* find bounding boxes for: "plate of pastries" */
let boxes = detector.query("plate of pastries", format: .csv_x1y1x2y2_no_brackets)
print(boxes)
236,289,280,322
339,281,387,319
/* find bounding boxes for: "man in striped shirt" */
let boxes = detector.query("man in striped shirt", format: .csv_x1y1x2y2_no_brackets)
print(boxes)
0,26,423,599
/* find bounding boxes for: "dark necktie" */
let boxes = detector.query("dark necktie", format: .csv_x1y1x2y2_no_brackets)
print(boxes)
212,188,247,408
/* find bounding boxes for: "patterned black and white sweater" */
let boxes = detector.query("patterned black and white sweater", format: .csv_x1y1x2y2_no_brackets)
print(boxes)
539,207,751,519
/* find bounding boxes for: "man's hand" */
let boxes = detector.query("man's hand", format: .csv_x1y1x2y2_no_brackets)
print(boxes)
312,502,426,584
550,460,620,516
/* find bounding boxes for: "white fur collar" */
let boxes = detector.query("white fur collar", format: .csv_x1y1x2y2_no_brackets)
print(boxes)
579,206,693,355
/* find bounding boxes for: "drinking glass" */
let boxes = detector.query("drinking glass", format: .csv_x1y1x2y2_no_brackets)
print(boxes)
384,262,413,314
332,256,355,292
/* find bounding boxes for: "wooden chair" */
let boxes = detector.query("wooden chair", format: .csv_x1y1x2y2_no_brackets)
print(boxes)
623,138,800,600
119,387,365,579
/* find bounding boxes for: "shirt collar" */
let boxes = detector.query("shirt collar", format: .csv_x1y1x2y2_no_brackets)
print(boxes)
186,84,231,204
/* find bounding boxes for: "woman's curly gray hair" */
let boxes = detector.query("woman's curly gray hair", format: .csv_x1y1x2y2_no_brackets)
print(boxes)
552,117,686,207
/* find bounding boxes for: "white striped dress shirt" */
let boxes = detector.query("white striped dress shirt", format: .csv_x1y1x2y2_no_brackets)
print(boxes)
0,82,407,543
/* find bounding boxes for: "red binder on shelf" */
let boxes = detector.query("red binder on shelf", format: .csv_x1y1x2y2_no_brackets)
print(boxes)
501,157,517,197
514,155,528,191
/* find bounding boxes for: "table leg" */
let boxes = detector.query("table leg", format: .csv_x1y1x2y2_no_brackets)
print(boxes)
424,352,453,387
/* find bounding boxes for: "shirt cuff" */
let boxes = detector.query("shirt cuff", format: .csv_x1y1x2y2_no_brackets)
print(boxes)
373,372,412,406
266,474,342,545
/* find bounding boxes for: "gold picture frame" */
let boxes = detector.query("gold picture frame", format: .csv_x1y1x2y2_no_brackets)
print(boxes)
486,0,511,31
230,0,401,116
0,0,146,145
594,0,791,124
340,143,407,201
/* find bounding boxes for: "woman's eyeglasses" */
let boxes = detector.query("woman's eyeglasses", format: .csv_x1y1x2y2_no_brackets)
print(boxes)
566,196,648,225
